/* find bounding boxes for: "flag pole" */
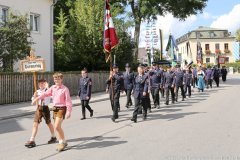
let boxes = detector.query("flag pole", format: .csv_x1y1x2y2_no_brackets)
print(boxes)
159,29,163,60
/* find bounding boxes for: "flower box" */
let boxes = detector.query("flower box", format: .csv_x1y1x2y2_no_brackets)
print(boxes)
224,49,231,54
215,49,221,54
205,50,211,55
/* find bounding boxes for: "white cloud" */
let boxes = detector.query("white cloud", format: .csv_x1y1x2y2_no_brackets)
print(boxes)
211,4,240,34
201,12,217,20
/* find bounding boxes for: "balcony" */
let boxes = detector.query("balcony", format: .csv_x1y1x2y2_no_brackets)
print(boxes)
224,49,231,54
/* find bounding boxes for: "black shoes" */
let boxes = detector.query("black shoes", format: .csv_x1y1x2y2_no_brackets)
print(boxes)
148,109,152,113
131,118,137,123
81,117,86,120
143,116,147,121
90,110,94,117
25,141,36,148
111,117,116,122
48,137,57,144
165,102,169,105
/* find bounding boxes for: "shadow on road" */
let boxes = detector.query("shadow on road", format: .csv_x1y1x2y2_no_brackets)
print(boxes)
147,112,205,122
0,119,25,134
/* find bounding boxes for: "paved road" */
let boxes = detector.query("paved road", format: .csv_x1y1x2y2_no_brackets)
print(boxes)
0,75,240,160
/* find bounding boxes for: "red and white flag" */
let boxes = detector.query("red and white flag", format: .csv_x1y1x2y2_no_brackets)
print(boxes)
103,0,119,62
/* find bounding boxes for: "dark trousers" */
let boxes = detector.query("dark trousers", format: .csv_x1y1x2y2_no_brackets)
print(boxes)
175,85,185,101
193,77,198,88
160,88,165,98
81,100,93,118
109,91,120,118
165,86,175,103
222,75,227,82
125,89,133,106
207,79,212,88
214,77,219,87
184,85,191,97
151,88,160,106
132,97,148,120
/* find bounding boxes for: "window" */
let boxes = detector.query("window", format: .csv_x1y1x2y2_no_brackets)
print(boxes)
206,58,210,63
0,6,9,24
205,44,210,50
210,32,216,38
30,13,40,32
224,43,229,50
225,57,229,63
215,43,220,50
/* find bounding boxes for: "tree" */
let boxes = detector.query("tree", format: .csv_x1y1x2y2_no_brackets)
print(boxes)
113,0,208,61
54,0,134,71
0,13,32,72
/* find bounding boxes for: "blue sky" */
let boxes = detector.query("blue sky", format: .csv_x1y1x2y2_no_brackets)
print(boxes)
136,0,240,48
190,0,240,31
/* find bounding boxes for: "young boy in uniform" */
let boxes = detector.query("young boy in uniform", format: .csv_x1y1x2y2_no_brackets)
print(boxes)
78,68,94,120
25,79,56,148
32,73,72,152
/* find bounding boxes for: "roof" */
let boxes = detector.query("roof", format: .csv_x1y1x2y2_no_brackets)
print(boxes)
193,26,227,32
176,26,236,44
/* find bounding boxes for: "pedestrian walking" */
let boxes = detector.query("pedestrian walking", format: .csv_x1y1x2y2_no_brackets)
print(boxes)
163,66,175,105
184,68,192,98
149,62,163,109
32,73,72,152
205,66,214,89
106,64,124,122
174,65,186,102
192,67,198,88
197,67,205,92
213,66,220,87
25,79,56,148
221,66,228,82
78,68,94,120
123,63,135,108
131,65,149,123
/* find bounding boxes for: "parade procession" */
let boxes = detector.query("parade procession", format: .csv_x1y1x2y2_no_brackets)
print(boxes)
1,0,240,159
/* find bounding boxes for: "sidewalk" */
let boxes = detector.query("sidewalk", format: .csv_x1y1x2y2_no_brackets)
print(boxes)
0,92,111,121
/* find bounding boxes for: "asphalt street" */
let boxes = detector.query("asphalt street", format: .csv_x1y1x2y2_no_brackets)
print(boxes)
0,75,240,160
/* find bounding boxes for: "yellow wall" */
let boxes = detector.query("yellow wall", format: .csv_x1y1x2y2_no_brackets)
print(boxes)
178,38,235,65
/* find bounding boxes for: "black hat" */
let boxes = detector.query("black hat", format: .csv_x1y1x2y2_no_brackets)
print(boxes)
112,64,119,68
144,64,148,67
138,63,145,67
125,63,130,68
152,62,157,66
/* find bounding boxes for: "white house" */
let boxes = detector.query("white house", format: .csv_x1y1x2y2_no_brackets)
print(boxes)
176,26,239,66
0,0,55,71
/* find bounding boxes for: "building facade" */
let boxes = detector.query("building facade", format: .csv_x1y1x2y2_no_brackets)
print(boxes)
176,26,240,66
0,0,54,71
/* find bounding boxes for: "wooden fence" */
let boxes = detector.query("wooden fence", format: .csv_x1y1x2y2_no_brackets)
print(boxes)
0,72,108,105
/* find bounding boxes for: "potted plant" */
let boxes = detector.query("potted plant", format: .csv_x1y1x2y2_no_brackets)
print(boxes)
224,49,231,54
205,50,211,55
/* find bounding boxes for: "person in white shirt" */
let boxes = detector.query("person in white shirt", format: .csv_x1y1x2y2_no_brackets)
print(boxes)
25,79,56,148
